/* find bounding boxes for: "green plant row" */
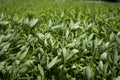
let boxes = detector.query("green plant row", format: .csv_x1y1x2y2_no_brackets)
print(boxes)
0,1,120,80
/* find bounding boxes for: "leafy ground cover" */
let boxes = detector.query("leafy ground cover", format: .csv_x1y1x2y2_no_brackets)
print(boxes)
0,0,120,80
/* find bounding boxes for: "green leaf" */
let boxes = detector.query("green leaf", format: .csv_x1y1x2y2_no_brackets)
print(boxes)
72,49,79,53
51,25,62,30
0,35,4,43
0,13,4,20
115,35,120,45
6,66,12,71
114,49,119,65
62,48,67,59
15,60,20,65
0,42,8,48
105,42,110,48
93,27,98,33
71,25,80,30
37,75,41,80
25,60,34,66
30,18,39,27
45,33,51,39
27,34,32,41
115,76,120,80
44,39,48,47
19,47,29,60
98,61,103,71
37,33,44,39
23,17,29,24
0,43,10,56
66,43,75,48
47,56,58,69
110,32,114,41
65,29,69,39
85,66,94,80
50,36,55,47
19,66,28,73
98,39,103,45
3,34,12,41
70,21,80,30
38,64,44,78
66,50,77,61
88,33,94,41
0,21,9,25
0,61,6,70
100,52,107,60
117,32,120,36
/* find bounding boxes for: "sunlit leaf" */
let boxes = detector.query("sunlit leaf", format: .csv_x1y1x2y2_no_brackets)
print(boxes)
85,66,94,80
19,47,29,60
38,64,44,78
98,61,103,71
30,18,39,27
115,76,120,80
100,52,107,60
47,56,58,69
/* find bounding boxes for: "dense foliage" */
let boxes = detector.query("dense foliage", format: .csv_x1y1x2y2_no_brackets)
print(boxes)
0,0,120,80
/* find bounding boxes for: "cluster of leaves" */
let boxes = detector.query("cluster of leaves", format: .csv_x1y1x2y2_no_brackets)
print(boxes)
0,0,120,80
